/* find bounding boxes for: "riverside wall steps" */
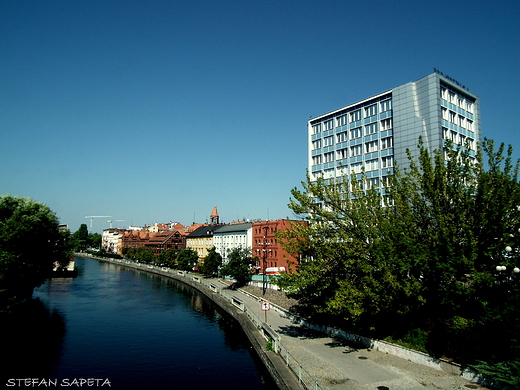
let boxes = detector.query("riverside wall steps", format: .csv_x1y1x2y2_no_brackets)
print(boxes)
78,255,494,390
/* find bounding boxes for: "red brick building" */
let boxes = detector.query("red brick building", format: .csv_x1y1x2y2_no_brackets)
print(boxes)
145,229,186,256
252,219,306,274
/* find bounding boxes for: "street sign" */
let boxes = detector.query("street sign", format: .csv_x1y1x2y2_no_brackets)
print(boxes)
261,301,271,311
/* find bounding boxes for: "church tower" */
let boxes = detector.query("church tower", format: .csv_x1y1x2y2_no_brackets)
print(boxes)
210,207,219,225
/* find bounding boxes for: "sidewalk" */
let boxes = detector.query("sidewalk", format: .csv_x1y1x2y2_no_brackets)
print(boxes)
216,279,484,390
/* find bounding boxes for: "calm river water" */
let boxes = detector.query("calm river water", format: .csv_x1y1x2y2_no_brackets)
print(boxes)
2,257,278,389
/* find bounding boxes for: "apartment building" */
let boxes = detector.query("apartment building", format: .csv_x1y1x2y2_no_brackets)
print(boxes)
308,70,481,198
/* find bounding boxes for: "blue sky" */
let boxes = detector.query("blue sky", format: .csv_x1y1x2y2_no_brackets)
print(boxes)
1,0,519,233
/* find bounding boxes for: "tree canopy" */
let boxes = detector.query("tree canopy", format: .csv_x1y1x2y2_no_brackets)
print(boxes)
275,138,520,372
0,195,71,300
177,248,199,271
220,247,257,286
201,247,222,277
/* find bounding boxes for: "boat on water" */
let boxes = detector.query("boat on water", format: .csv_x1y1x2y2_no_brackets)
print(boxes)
51,257,78,278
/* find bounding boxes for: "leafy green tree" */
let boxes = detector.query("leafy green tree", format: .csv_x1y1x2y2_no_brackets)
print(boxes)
276,137,520,374
157,248,178,267
72,223,89,251
134,247,155,263
0,195,71,300
177,248,198,271
87,232,102,249
201,247,222,277
220,247,257,286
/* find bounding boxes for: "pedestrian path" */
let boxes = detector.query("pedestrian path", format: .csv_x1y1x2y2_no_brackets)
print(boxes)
214,279,483,390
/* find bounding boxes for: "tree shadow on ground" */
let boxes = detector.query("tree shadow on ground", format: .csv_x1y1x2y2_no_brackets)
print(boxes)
278,324,360,353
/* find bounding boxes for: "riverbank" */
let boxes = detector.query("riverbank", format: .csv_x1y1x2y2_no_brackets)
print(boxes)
79,254,497,390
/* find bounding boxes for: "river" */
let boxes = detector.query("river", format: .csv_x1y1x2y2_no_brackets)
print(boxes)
2,256,278,389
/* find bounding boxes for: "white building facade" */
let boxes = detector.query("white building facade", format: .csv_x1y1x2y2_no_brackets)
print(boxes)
308,70,481,198
212,223,253,264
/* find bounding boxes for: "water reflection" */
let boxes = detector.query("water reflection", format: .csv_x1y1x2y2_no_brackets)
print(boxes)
1,298,66,380
2,258,277,390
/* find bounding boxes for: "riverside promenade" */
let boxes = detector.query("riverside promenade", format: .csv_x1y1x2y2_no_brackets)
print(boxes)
84,255,487,390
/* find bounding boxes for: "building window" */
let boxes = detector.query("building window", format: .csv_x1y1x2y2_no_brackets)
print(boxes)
336,131,347,143
324,152,334,163
324,168,334,179
365,158,379,171
380,99,392,112
312,123,322,134
350,127,362,139
442,107,448,121
351,162,363,174
312,155,322,165
449,111,457,123
367,177,379,189
312,139,322,150
467,119,473,132
336,148,348,160
381,136,393,149
365,123,378,135
450,131,457,142
449,91,456,104
324,136,334,147
382,175,391,187
337,114,348,127
325,119,334,130
350,144,363,157
381,156,393,168
443,127,449,139
350,110,361,122
365,140,378,154
466,101,473,113
364,104,377,117
440,87,447,100
458,115,465,128
381,118,392,131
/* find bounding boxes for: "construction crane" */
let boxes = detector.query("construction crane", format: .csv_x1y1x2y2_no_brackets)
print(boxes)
108,220,125,228
85,216,112,231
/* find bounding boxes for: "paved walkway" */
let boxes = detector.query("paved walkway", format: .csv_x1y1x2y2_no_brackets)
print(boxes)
215,280,485,390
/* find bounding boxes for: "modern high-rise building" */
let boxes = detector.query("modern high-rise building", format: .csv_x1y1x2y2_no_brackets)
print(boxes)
308,70,481,198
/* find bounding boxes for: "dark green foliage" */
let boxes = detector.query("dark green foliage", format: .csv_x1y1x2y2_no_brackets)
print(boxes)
177,248,199,271
0,195,71,300
276,138,520,386
157,248,179,267
220,247,257,286
201,247,222,277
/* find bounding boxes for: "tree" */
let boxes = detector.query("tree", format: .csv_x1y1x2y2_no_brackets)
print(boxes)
157,248,178,267
177,248,198,271
220,247,257,286
72,224,89,251
87,232,102,249
276,138,520,371
0,195,71,300
201,247,222,277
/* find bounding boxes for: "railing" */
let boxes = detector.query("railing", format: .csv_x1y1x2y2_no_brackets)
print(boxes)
85,256,324,390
